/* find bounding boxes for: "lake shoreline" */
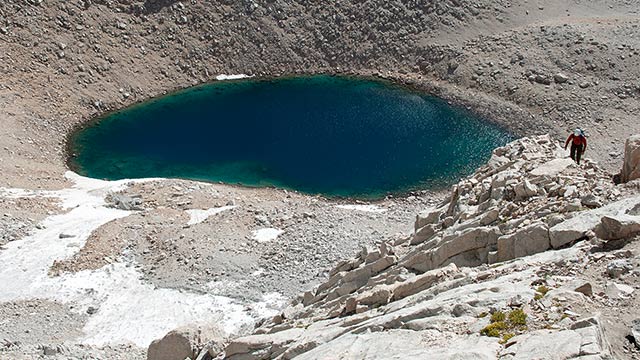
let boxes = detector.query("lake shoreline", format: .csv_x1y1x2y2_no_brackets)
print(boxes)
66,74,512,201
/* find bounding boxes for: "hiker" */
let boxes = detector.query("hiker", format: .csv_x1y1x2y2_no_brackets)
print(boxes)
564,128,587,165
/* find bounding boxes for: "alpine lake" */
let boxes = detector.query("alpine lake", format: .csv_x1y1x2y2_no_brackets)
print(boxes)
69,75,513,198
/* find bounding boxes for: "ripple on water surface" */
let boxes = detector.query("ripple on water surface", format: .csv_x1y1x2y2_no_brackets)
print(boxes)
70,76,512,198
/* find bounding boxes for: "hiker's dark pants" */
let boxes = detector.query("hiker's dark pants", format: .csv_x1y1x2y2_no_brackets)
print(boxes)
570,144,584,164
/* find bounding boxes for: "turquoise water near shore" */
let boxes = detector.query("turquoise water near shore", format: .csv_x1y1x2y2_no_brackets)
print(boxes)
69,76,512,198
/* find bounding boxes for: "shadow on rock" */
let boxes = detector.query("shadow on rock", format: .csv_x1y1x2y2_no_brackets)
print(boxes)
143,0,180,14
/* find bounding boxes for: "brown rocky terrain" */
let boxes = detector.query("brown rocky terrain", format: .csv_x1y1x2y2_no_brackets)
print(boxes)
1,0,640,359
0,0,639,190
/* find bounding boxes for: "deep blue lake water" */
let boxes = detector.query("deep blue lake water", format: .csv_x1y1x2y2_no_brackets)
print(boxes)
69,76,512,198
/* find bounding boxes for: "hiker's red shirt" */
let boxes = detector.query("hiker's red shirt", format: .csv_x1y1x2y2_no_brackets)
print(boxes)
565,134,587,149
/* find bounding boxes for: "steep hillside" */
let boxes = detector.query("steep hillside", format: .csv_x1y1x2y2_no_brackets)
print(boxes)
0,0,639,189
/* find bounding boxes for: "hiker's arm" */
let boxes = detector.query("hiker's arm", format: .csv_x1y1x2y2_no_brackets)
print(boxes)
582,137,587,153
564,135,572,149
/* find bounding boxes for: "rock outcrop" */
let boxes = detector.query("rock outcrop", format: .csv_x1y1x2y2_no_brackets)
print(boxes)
621,135,640,184
147,325,224,360
209,135,640,359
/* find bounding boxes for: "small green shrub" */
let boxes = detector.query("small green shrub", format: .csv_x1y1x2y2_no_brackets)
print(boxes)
508,309,527,326
481,321,507,337
534,285,550,300
481,307,528,341
500,333,515,344
490,311,506,323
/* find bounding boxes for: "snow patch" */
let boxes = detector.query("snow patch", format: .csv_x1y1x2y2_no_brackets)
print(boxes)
251,268,265,277
0,172,282,347
215,74,253,81
336,204,388,213
254,292,287,313
252,228,284,243
185,206,235,225
0,187,52,199
66,263,259,347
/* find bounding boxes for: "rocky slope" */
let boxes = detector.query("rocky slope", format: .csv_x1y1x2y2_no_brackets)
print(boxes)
1,0,640,190
0,172,442,359
182,135,640,359
0,136,638,359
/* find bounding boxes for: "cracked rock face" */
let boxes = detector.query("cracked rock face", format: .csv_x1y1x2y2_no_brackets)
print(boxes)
210,135,640,359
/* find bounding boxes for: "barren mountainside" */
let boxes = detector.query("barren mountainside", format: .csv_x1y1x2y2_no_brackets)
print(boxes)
1,0,640,188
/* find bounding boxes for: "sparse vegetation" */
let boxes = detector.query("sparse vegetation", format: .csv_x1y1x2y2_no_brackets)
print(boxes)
500,333,515,344
481,308,528,341
480,321,507,337
491,311,506,323
534,285,550,300
508,308,527,326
